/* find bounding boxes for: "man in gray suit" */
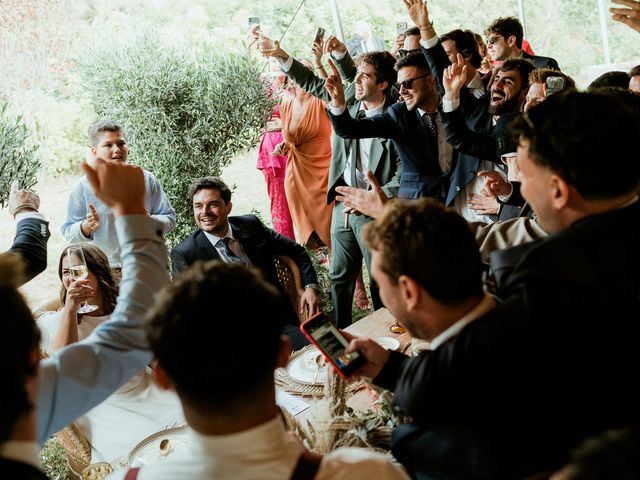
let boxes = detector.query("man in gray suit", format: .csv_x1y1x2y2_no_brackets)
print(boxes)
260,35,401,327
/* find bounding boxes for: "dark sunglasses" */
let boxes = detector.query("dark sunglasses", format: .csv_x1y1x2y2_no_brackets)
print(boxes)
396,73,430,90
486,35,503,45
397,48,420,58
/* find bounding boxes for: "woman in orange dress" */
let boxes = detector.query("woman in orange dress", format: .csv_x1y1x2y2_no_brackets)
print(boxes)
278,60,333,249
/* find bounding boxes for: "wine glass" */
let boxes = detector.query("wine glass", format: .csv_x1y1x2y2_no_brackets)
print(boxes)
66,246,99,314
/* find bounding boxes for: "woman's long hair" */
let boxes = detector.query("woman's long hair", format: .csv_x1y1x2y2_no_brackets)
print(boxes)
58,244,118,315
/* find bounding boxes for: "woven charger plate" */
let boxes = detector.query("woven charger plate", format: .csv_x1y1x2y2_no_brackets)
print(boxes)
275,345,368,398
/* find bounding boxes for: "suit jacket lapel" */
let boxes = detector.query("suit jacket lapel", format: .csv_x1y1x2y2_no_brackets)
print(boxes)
195,230,220,261
229,218,258,263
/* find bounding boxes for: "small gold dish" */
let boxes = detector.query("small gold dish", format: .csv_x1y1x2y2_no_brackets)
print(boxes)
81,462,113,480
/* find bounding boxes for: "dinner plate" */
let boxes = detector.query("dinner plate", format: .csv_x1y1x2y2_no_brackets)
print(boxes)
373,336,400,351
128,425,190,467
286,347,329,385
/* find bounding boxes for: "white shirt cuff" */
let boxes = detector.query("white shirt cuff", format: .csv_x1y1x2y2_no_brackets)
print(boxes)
420,36,439,49
328,104,347,115
15,211,46,222
498,183,514,202
442,98,460,113
331,50,347,60
280,56,294,72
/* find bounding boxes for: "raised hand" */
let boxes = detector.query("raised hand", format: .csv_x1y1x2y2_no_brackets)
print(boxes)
8,180,40,217
323,35,347,56
403,0,432,30
335,170,388,219
312,39,324,65
610,0,640,32
81,158,146,217
325,59,346,108
64,278,94,312
84,202,101,233
443,53,467,99
478,171,512,197
390,33,405,57
257,34,283,58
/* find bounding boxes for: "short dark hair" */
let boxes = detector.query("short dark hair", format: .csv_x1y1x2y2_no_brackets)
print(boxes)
395,50,430,74
509,89,640,199
145,262,288,412
588,71,631,90
356,51,398,94
486,16,524,49
88,119,125,147
58,244,118,314
529,68,576,89
0,255,41,443
440,29,482,69
404,26,420,37
629,65,640,77
561,428,640,479
498,58,536,90
187,176,232,203
363,198,483,305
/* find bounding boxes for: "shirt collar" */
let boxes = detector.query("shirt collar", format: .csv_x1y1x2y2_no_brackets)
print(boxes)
467,70,484,92
187,416,302,458
0,440,42,471
429,293,496,350
359,101,384,117
203,224,234,246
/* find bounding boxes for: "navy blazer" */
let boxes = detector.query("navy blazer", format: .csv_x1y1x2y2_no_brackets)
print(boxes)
523,51,560,70
170,214,318,289
328,103,450,200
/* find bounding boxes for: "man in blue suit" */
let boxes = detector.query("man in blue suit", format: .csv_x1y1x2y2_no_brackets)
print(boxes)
326,52,454,201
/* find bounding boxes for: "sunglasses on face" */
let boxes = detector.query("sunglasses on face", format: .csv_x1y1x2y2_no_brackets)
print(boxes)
486,35,503,45
397,48,420,58
396,73,430,90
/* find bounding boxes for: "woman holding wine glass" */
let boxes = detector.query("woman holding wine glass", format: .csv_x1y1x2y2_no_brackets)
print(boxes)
37,244,183,465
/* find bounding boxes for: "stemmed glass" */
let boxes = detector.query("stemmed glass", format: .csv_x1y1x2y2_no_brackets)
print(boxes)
67,246,99,314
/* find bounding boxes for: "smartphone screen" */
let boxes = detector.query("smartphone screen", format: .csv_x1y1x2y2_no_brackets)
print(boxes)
248,16,260,28
301,314,364,377
314,27,325,45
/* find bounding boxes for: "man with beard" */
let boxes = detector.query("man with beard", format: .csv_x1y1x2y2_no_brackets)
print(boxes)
325,51,455,201
345,90,640,478
403,0,531,222
259,35,402,327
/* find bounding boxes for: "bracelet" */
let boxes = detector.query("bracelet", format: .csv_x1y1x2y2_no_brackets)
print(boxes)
304,284,319,291
12,205,38,217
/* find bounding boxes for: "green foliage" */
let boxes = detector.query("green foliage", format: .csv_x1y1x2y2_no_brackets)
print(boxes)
80,31,275,247
0,99,41,207
40,436,70,480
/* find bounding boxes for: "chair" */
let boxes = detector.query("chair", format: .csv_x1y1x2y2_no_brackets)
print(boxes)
274,255,307,323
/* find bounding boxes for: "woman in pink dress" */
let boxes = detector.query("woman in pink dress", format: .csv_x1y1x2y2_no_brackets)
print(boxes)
257,66,296,240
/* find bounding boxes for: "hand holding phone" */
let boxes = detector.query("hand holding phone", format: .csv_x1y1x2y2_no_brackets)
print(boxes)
248,16,261,30
314,27,326,47
300,313,366,379
545,76,565,97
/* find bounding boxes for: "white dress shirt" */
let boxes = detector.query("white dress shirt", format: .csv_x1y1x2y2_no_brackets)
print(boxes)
417,108,454,174
342,102,385,189
203,228,251,265
108,416,410,480
0,441,41,470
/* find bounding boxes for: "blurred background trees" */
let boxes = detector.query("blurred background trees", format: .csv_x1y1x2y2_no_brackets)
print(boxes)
0,0,640,184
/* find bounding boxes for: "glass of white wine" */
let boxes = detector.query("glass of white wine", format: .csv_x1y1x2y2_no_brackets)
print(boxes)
66,246,99,314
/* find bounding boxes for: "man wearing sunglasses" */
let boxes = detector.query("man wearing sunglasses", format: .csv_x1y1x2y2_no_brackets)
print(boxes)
485,17,559,70
326,51,454,201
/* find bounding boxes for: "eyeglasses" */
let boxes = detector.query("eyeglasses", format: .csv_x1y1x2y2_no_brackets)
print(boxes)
486,35,503,45
396,73,430,90
397,48,420,58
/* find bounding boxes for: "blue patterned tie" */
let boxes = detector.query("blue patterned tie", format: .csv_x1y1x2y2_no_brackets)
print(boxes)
218,237,243,263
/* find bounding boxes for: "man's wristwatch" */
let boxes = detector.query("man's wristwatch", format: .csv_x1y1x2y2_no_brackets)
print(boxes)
304,284,318,291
